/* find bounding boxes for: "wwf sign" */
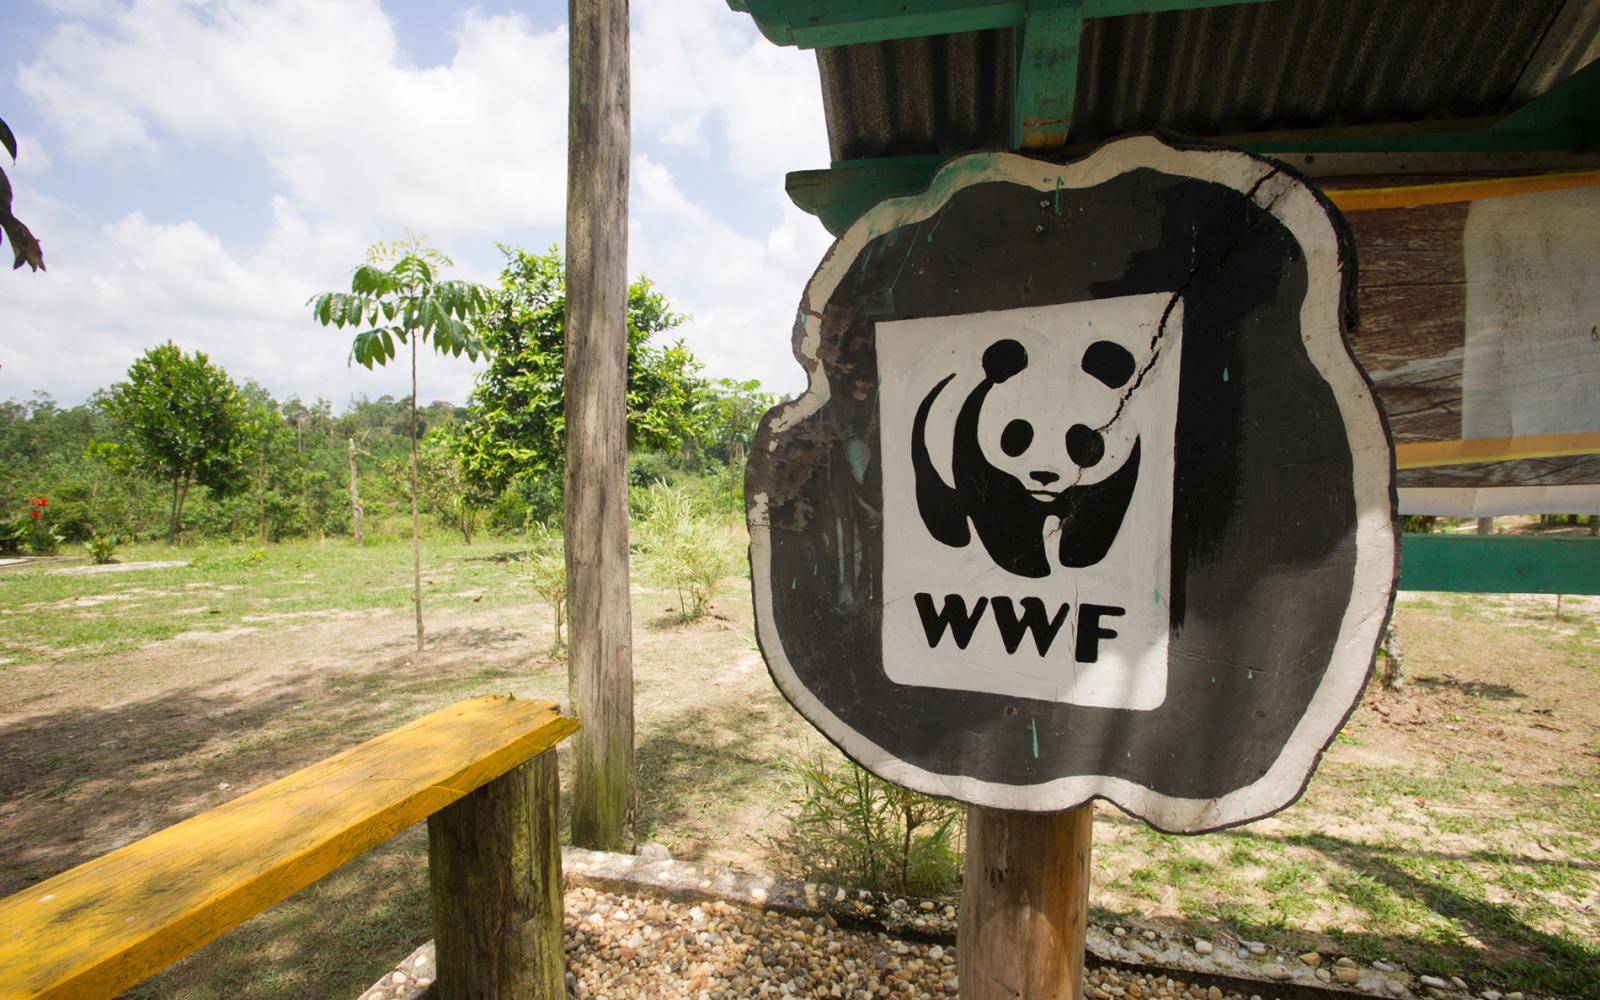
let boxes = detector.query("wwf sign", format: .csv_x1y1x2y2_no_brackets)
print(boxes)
747,136,1397,831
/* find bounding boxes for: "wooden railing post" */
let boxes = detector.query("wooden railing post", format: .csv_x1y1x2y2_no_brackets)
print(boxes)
427,749,565,999
959,803,1093,1000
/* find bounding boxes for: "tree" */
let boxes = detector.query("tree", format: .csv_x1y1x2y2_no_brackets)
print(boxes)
103,342,249,544
457,245,701,511
698,377,777,464
238,382,293,544
695,377,779,512
410,428,484,544
309,236,489,651
1,115,45,272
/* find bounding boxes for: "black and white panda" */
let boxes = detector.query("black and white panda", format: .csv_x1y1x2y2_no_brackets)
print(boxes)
910,336,1144,577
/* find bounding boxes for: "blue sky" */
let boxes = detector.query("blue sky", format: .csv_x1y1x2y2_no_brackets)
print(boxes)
0,0,832,408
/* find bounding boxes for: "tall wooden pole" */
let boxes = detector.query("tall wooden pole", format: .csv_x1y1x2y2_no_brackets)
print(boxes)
410,335,423,651
959,803,1093,1000
564,0,636,852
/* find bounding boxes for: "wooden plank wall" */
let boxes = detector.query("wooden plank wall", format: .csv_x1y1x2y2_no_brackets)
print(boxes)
1334,175,1600,510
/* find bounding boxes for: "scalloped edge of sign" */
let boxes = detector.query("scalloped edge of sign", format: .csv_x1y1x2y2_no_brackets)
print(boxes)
749,133,1398,832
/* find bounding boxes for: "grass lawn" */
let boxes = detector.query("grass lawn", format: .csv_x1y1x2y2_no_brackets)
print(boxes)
1,538,1596,998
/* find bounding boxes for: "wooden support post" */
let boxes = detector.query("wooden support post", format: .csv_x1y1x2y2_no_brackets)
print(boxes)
564,0,636,853
959,803,1093,1000
427,749,565,1000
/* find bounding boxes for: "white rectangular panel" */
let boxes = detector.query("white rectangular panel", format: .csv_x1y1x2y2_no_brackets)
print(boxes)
876,295,1181,709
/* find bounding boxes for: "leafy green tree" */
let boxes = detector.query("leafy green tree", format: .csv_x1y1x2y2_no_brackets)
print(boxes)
309,236,489,651
1,114,45,272
409,428,485,544
698,377,777,464
103,342,249,544
457,245,702,513
238,382,294,544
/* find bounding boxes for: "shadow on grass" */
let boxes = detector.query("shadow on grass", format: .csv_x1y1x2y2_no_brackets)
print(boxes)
1097,812,1599,996
0,651,547,896
420,625,527,649
122,831,434,1000
458,549,526,564
633,698,785,854
1273,830,1599,994
1412,675,1523,700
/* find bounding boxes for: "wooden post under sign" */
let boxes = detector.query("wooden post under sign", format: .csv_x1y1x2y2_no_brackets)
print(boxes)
960,804,1093,999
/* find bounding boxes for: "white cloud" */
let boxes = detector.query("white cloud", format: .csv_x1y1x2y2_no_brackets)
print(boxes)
19,0,570,235
630,155,832,396
633,0,830,180
0,200,483,407
3,0,836,407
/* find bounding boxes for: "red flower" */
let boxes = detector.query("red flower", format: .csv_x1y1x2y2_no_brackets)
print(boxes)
30,511,40,519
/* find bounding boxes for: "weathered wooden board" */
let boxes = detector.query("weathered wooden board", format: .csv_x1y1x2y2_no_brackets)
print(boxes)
1335,175,1600,514
748,136,1396,829
0,696,578,1000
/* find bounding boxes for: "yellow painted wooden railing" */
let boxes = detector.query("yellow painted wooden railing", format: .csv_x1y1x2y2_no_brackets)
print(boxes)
0,695,578,1000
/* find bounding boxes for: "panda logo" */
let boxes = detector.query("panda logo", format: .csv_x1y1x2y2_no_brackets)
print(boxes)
910,337,1143,578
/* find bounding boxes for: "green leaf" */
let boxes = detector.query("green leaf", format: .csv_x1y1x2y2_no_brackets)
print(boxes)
351,264,396,297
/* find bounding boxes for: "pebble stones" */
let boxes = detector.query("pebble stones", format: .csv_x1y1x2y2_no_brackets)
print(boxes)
558,887,1267,1000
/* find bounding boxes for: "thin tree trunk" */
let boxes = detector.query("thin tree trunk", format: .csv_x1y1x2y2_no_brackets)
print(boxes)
411,336,424,652
172,474,192,546
167,477,181,546
565,0,635,853
349,436,363,547
256,452,267,544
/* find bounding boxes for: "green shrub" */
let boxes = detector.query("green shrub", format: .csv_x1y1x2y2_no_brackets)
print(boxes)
777,748,964,898
0,513,26,555
632,480,739,622
628,451,679,492
84,534,119,564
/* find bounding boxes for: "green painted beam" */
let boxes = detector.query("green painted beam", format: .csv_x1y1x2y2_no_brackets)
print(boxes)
1493,58,1600,151
728,0,1278,49
1399,535,1600,595
788,156,947,237
1012,0,1085,150
787,118,1592,235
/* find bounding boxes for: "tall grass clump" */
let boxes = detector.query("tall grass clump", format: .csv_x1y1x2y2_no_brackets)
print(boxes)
633,480,740,622
522,521,567,657
776,748,965,898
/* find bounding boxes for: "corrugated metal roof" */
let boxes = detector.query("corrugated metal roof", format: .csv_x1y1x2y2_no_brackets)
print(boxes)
818,29,1014,161
816,0,1589,162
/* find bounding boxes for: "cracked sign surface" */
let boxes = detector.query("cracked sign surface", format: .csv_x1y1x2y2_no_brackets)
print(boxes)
747,137,1397,829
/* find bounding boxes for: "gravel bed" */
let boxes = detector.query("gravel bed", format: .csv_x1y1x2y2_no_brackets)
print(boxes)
559,886,1260,1000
